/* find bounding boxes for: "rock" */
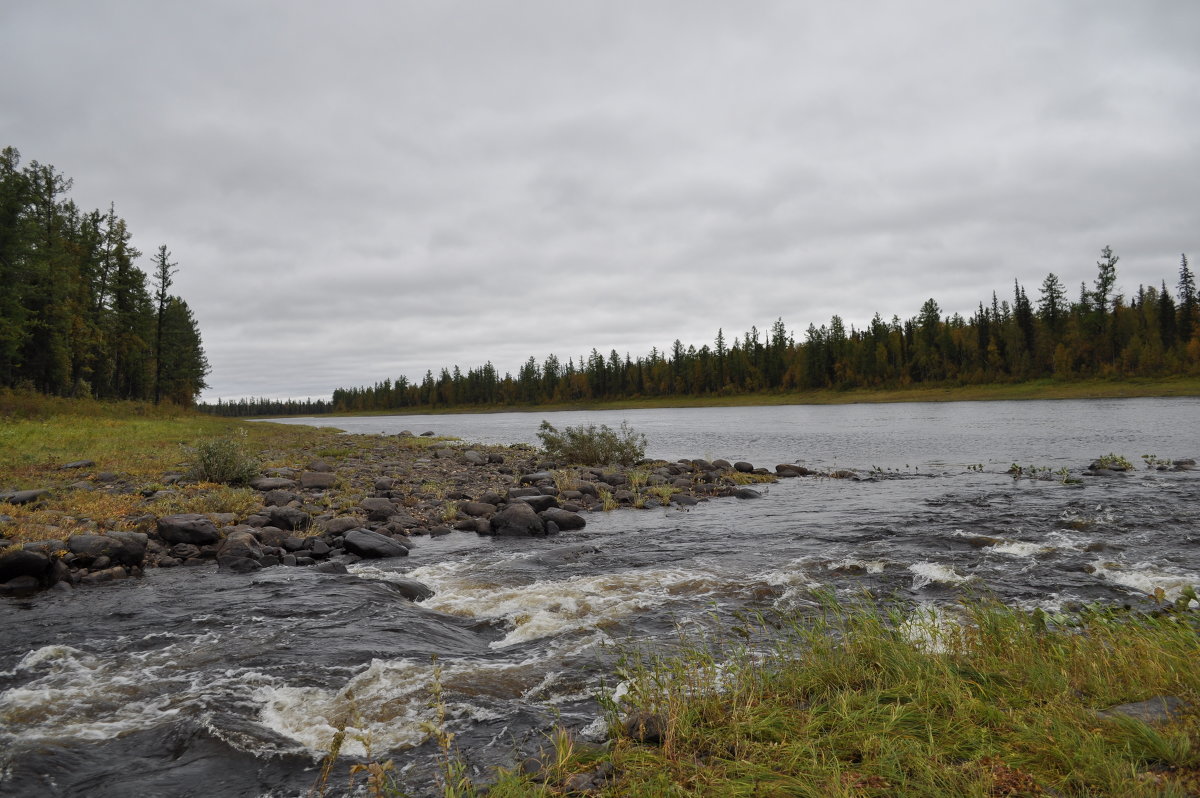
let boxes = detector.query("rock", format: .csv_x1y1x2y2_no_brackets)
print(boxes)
0,575,44,594
462,450,487,465
307,538,332,557
156,514,220,545
249,477,298,491
622,710,666,745
373,478,395,492
315,561,350,575
488,502,546,536
321,516,365,535
0,488,50,505
420,430,436,436
95,472,120,483
514,494,560,513
671,494,701,506
216,528,265,573
734,487,761,500
360,497,399,522
461,501,497,517
1097,696,1187,726
343,529,409,558
300,471,337,489
712,459,732,470
388,578,434,601
170,543,201,560
539,508,586,531
68,532,147,567
733,461,754,473
776,464,812,477
267,506,311,532
0,548,51,585
307,459,334,472
61,460,95,469
80,565,129,584
263,489,298,507
518,471,554,485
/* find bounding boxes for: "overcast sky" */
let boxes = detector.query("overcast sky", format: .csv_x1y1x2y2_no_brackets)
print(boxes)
3,1,1197,401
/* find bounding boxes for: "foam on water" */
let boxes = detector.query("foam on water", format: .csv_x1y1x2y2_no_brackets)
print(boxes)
908,562,971,590
1089,560,1200,601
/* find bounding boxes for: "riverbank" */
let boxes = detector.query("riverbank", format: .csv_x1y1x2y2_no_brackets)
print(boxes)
0,405,783,592
301,375,1200,418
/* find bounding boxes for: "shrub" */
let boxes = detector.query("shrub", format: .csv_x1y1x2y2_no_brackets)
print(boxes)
187,431,260,485
536,420,647,466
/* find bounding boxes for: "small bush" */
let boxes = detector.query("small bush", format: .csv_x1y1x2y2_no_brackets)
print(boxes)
187,431,260,485
536,420,647,466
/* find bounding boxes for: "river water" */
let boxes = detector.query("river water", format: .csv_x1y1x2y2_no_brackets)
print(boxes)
2,398,1198,797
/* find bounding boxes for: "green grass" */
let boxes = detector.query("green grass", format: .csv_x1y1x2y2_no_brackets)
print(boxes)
483,596,1200,797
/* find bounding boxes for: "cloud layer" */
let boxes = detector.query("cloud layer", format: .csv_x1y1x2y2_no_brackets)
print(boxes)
3,1,1197,399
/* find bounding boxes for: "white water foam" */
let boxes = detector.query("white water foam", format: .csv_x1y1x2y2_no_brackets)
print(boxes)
908,561,971,590
1089,560,1200,602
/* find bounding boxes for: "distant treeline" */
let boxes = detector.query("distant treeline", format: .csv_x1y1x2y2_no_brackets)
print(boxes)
201,397,332,417
203,246,1198,418
0,147,209,404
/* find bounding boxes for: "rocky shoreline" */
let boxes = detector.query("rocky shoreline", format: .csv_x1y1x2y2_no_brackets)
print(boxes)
0,431,814,596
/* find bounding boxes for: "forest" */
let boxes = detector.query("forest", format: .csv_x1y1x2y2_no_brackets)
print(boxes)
202,246,1198,417
0,147,209,405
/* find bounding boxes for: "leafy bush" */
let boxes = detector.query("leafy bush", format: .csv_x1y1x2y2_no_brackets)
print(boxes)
187,431,260,485
536,420,646,466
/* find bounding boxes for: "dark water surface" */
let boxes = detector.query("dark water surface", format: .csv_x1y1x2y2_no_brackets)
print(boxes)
3,398,1198,796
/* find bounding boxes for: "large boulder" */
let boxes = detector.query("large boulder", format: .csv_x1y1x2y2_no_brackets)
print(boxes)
156,514,220,545
0,548,51,586
68,532,147,567
266,506,311,532
216,528,265,573
539,508,586,531
488,502,546,536
343,529,409,558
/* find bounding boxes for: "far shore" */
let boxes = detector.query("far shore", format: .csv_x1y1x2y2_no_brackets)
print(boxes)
252,375,1200,418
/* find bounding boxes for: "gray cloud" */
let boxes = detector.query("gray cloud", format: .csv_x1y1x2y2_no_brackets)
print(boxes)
3,0,1197,400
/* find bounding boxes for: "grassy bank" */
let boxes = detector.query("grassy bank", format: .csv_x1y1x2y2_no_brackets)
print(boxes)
319,376,1200,418
480,597,1200,797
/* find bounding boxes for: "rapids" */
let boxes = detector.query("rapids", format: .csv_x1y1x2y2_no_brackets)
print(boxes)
2,398,1198,796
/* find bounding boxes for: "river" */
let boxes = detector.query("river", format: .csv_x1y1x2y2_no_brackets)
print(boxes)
2,398,1198,797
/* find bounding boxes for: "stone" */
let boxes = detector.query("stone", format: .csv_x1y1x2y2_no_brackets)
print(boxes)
622,710,666,745
461,501,497,517
387,578,434,601
321,516,365,535
216,528,265,573
514,494,560,513
462,450,487,465
711,459,732,470
156,514,220,545
734,487,762,499
169,543,201,560
671,494,701,506
0,548,50,584
307,459,334,472
343,529,409,558
263,489,298,507
488,502,545,536
249,477,298,491
733,461,754,473
0,575,44,594
68,532,147,567
0,489,50,506
518,471,554,485
1097,696,1187,726
61,460,95,469
360,497,398,522
81,565,129,584
539,508,587,531
300,471,337,489
267,506,311,532
315,561,350,575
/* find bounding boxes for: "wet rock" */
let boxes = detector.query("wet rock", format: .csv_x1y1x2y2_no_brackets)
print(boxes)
733,461,754,473
249,477,298,491
170,543,201,560
0,575,44,594
68,532,147,567
533,544,600,565
388,577,434,601
300,471,337,490
671,494,701,506
157,514,220,545
0,488,50,505
1097,696,1186,726
315,561,350,575
343,528,409,558
734,487,762,499
216,528,265,573
540,507,586,531
0,548,51,585
488,502,546,536
81,565,129,584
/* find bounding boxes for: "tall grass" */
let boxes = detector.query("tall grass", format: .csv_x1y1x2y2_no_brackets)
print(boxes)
485,595,1200,796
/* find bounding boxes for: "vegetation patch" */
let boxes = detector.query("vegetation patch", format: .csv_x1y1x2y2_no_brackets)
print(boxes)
476,596,1200,797
536,420,647,467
